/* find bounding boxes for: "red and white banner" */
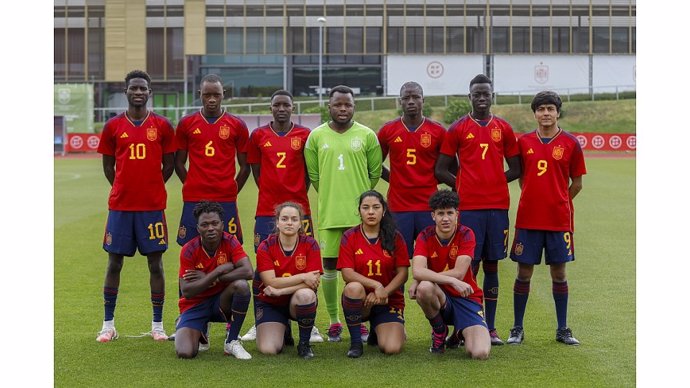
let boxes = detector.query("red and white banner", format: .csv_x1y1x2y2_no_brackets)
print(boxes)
66,133,101,153
571,133,636,152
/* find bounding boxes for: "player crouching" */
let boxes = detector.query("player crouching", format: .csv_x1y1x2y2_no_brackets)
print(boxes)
411,190,490,360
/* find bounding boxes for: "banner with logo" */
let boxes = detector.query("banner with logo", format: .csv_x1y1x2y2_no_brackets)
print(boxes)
54,84,95,133
571,133,636,152
66,133,101,153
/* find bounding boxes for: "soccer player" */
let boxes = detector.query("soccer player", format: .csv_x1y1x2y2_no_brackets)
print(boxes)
507,91,586,346
304,85,383,342
175,201,254,359
96,70,175,343
252,202,323,359
412,190,490,360
337,190,409,358
240,90,323,344
377,81,447,299
174,73,250,246
435,74,521,345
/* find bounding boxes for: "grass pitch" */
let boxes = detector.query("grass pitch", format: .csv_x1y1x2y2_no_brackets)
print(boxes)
54,156,635,387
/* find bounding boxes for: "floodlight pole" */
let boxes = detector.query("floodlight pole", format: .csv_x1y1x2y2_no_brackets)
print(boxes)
318,17,327,107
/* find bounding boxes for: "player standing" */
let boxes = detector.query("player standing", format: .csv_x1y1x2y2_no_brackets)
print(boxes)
304,85,382,342
412,190,490,359
435,74,521,345
174,73,250,246
175,201,254,359
240,90,323,343
252,202,323,359
337,191,409,358
96,70,175,342
377,81,447,302
507,91,586,346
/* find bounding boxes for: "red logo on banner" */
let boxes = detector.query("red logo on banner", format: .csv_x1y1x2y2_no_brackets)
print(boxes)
627,136,636,149
70,136,83,149
609,136,622,149
576,135,587,148
592,136,605,149
87,135,100,149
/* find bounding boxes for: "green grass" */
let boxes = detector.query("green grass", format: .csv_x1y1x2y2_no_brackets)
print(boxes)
54,156,635,387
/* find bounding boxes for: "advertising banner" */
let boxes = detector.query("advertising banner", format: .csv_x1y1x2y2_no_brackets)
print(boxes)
54,84,95,133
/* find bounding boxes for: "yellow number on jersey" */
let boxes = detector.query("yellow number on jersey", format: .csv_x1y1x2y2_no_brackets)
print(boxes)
129,143,146,159
537,160,548,176
276,152,287,168
406,148,417,165
366,259,382,276
205,141,215,157
480,143,489,160
301,219,312,236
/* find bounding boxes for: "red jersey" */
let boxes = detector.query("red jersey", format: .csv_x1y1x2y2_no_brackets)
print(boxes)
378,117,446,212
440,114,519,210
178,232,248,313
253,234,323,305
515,129,587,232
97,111,175,211
175,111,249,202
413,225,483,305
246,123,311,216
336,226,410,309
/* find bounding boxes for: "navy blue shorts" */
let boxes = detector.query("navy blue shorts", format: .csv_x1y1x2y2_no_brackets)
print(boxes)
391,211,434,257
510,228,575,265
460,209,509,262
254,299,293,326
103,210,168,256
253,215,314,253
440,294,487,331
177,201,243,246
176,293,227,334
365,304,405,330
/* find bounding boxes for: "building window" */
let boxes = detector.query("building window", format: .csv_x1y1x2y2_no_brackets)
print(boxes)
246,27,263,54
611,27,628,53
227,27,243,54
573,26,589,53
207,27,224,55
466,27,485,53
447,27,464,53
533,27,549,53
593,27,610,53
147,28,165,78
68,28,85,78
406,27,424,54
266,27,283,54
512,27,529,53
492,27,509,54
552,27,570,53
366,27,381,54
387,27,404,54
427,27,445,53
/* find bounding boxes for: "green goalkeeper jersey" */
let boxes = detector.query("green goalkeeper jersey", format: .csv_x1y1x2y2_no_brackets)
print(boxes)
304,121,382,229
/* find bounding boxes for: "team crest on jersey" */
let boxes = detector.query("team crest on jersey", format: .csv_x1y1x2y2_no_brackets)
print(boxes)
219,125,230,140
552,145,564,160
291,137,302,150
449,244,459,259
420,133,432,148
178,225,187,239
217,252,228,265
351,138,363,151
491,128,502,142
514,242,524,256
146,127,158,141
105,232,112,246
295,255,307,270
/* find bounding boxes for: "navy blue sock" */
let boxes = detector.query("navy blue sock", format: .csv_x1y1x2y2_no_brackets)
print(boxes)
151,291,164,323
428,312,446,335
483,260,499,330
552,280,569,329
226,293,250,342
295,302,317,344
513,279,530,327
342,295,363,344
103,287,118,321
